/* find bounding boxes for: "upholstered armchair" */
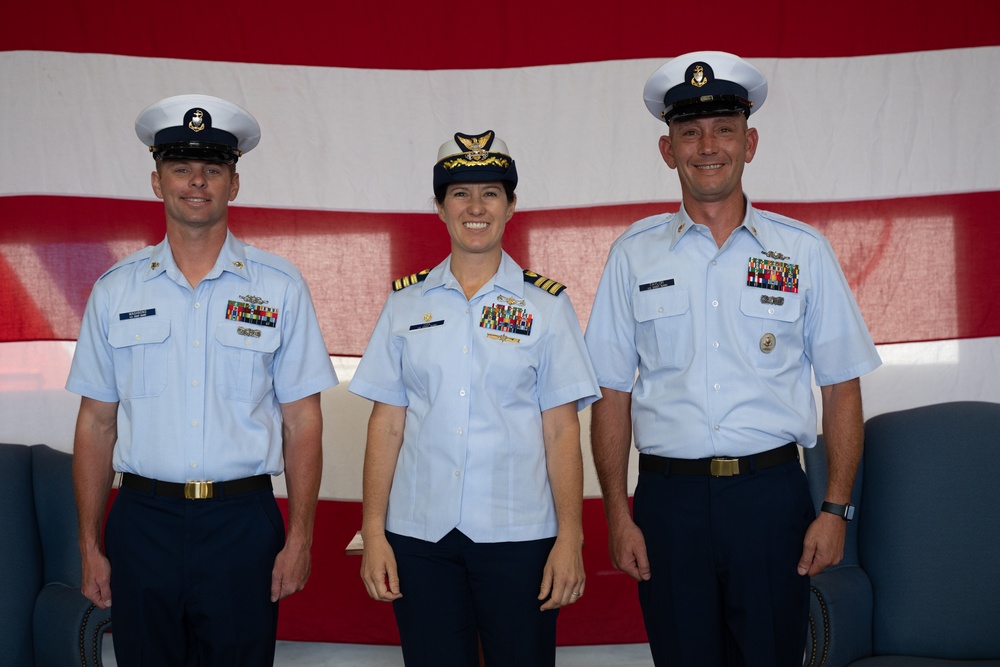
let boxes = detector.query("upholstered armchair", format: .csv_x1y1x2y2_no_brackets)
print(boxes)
0,443,112,667
803,402,1000,666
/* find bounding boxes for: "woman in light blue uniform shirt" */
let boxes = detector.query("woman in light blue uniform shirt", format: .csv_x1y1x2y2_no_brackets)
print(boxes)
349,130,600,666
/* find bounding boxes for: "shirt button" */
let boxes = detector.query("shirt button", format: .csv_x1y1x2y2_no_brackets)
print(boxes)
714,424,721,431
459,389,466,397
191,380,199,387
194,302,201,309
245,339,252,346
714,383,721,391
462,346,468,354
711,260,718,266
768,307,775,314
134,334,141,341
657,307,664,313
191,420,199,427
193,341,200,348
190,462,198,468
712,341,720,349
456,428,463,435
454,470,461,477
711,300,719,308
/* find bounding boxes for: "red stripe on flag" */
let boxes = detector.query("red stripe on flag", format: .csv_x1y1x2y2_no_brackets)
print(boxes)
3,1,999,68
3,191,999,350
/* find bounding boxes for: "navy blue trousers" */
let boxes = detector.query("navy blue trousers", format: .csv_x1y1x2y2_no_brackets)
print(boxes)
105,484,285,666
633,459,813,666
387,529,559,667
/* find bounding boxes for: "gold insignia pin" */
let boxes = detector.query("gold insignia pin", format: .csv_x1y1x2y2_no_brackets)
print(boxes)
487,333,521,344
150,262,160,270
423,313,432,322
456,131,493,161
760,333,776,353
691,65,708,88
188,109,205,132
232,261,244,269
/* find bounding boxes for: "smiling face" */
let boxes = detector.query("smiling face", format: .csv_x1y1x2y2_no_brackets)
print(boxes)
659,113,758,207
436,181,516,259
150,159,239,231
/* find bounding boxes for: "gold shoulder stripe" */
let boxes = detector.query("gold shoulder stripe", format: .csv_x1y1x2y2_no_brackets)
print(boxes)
392,269,430,292
523,269,566,296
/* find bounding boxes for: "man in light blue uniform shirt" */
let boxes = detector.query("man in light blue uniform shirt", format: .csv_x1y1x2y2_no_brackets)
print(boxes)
67,94,338,666
585,53,881,665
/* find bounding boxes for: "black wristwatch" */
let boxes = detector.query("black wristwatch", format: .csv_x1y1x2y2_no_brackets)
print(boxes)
821,501,855,522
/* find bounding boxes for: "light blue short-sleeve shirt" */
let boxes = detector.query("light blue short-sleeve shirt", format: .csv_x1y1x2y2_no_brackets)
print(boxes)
585,201,881,458
349,251,600,543
66,231,339,482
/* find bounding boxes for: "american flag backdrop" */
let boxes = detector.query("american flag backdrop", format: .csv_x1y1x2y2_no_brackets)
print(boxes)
3,0,1000,645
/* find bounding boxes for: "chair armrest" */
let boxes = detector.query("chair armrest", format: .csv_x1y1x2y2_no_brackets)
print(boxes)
805,565,873,667
33,582,112,667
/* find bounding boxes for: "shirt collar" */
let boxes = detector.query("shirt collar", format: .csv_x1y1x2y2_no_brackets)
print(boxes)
422,250,523,299
144,230,250,284
671,198,769,253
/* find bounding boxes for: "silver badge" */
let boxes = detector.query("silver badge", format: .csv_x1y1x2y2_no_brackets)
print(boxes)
760,333,776,353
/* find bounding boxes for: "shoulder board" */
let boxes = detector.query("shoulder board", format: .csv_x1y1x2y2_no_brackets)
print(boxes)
393,269,430,292
523,270,566,296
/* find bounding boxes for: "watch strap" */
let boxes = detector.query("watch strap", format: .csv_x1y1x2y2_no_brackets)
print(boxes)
821,501,855,522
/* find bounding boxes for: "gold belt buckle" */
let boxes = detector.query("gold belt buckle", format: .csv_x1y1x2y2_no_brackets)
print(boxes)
710,458,740,477
184,481,213,499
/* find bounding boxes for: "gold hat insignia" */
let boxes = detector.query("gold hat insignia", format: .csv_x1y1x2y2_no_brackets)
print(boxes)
188,109,206,132
691,65,708,88
457,131,493,161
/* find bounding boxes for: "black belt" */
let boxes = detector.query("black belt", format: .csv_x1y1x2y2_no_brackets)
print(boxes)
120,473,272,499
639,443,799,477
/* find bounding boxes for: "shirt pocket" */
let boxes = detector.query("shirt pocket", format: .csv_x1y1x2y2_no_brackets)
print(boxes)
739,288,804,371
633,287,693,370
108,318,170,398
215,324,280,403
